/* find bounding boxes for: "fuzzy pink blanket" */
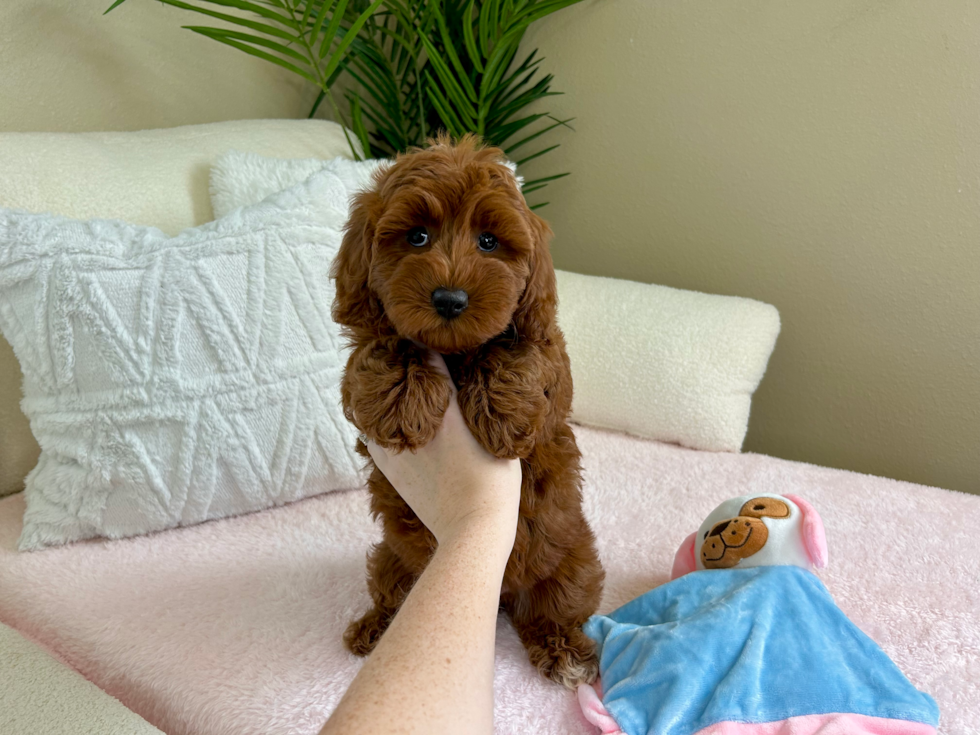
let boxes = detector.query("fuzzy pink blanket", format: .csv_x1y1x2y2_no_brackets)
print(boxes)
0,426,977,735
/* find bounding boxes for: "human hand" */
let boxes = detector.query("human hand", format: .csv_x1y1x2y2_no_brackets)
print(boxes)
363,352,523,551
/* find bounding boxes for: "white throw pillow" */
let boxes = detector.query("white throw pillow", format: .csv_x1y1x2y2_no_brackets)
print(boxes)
0,169,365,550
0,119,359,501
208,152,780,453
210,150,387,220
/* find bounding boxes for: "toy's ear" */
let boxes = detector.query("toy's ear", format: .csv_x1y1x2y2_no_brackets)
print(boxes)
671,531,699,580
577,683,623,735
785,494,828,569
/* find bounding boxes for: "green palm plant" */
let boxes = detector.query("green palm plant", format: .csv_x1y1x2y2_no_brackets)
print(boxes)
105,0,584,206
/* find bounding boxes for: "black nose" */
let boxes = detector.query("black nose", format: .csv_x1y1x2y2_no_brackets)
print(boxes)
432,288,468,320
709,520,732,537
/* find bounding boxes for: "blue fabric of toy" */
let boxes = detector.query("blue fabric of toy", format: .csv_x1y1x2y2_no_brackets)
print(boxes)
584,566,939,735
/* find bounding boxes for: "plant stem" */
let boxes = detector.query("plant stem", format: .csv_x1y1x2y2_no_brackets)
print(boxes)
286,0,360,159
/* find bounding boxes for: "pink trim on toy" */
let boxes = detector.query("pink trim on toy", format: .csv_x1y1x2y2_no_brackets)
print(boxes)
693,713,935,734
785,494,828,569
576,683,624,735
671,531,699,580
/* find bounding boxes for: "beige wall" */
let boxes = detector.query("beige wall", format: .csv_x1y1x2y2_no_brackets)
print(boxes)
1,1,977,494
0,0,316,132
521,0,980,493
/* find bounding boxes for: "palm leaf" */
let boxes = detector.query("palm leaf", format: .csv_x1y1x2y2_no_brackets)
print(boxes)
185,27,317,83
504,116,574,154
144,0,298,41
310,0,337,47
430,2,478,103
461,0,483,72
490,111,548,146
522,172,570,187
105,0,586,204
348,92,373,157
320,0,384,75
418,35,478,124
425,73,469,136
513,142,558,167
316,0,350,59
183,26,308,64
189,0,297,28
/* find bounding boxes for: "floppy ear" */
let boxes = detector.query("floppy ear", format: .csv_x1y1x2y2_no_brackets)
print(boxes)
331,190,385,331
577,683,623,735
512,211,557,342
671,531,699,580
785,494,828,569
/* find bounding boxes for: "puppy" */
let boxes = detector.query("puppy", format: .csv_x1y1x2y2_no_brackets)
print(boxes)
332,134,604,688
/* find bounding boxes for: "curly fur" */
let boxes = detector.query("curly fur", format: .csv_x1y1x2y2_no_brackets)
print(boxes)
332,134,604,688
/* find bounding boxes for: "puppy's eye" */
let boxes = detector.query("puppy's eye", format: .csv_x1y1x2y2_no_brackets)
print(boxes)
406,227,429,247
477,232,498,252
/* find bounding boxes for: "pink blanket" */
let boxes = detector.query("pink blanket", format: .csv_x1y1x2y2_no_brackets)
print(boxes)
0,426,977,735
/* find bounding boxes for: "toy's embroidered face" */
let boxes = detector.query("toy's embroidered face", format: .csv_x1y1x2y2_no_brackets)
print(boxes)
700,497,790,569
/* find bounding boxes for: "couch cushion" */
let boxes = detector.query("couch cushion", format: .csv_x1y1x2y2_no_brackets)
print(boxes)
0,425,974,735
0,119,357,498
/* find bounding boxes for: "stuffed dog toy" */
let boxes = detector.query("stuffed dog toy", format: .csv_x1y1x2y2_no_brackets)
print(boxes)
332,134,604,688
578,494,939,735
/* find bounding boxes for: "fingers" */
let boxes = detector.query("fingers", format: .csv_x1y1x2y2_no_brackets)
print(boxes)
364,439,390,475
425,350,452,381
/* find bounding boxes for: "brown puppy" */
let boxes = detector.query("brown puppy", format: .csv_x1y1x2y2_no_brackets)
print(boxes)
332,134,604,688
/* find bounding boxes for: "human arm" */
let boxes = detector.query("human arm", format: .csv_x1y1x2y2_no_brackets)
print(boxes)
320,353,522,735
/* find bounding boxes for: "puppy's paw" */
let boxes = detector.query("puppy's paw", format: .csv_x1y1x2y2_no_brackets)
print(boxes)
525,627,599,689
457,351,547,459
343,608,390,657
344,338,452,452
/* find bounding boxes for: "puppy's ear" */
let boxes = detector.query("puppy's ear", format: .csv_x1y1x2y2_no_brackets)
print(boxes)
331,190,384,331
512,211,557,342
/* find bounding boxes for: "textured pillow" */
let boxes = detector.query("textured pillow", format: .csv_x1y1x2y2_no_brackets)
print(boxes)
0,169,364,550
209,152,781,453
0,119,358,500
210,150,386,220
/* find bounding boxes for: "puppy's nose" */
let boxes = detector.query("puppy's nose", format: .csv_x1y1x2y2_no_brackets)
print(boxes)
432,288,468,320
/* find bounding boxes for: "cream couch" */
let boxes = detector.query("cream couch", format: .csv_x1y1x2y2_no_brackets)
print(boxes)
0,119,977,735
0,622,163,735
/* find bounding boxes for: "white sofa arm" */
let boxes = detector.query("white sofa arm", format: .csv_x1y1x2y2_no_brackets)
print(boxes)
556,270,780,452
0,623,163,735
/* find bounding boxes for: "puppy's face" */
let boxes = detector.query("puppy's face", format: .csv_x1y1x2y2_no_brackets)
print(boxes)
333,136,553,352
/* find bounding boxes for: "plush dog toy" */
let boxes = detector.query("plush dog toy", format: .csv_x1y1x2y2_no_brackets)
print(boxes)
578,493,939,735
